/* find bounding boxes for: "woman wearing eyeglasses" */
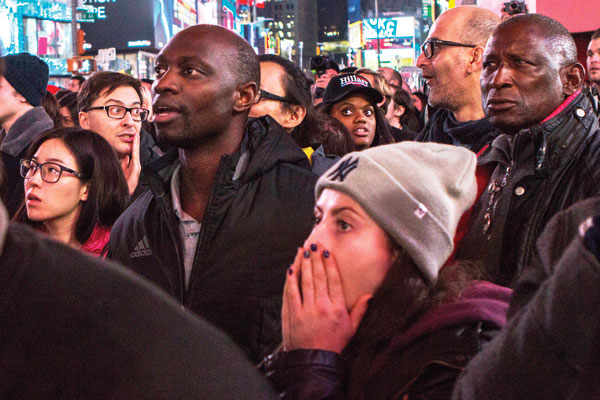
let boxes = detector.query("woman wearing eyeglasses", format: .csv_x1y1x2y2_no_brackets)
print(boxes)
14,127,130,256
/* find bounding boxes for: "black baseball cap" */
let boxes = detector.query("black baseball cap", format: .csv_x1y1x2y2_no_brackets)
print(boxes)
322,73,383,107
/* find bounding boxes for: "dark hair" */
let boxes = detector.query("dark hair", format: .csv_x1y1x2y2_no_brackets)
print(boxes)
325,59,340,73
411,91,428,111
355,68,393,113
322,99,394,150
340,66,358,74
316,113,355,156
140,78,154,85
58,92,80,127
258,55,322,147
14,127,130,244
77,71,143,112
54,89,71,101
592,28,600,41
391,89,420,132
71,75,86,85
342,250,481,399
41,91,62,128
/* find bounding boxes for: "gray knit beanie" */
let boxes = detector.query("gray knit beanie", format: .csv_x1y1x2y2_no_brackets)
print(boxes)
2,53,49,107
316,142,477,284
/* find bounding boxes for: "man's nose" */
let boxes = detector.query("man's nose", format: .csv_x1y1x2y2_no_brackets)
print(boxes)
121,110,136,125
153,69,178,95
416,52,428,69
488,64,512,89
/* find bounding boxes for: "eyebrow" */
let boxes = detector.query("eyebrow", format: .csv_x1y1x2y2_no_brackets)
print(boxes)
315,205,362,218
37,157,67,165
102,98,142,106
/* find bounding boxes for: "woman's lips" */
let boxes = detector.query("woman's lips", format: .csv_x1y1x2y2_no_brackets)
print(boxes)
26,192,41,205
353,127,370,137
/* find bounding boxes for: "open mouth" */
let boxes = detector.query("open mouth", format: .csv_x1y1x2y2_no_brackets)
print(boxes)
26,192,41,204
118,133,136,143
353,127,370,137
153,105,181,123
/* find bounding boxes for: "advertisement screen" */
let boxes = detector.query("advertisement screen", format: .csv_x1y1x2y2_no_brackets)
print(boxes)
174,0,197,29
363,17,415,40
81,0,173,52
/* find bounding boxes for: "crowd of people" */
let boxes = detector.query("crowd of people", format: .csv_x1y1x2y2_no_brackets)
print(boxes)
1,5,600,399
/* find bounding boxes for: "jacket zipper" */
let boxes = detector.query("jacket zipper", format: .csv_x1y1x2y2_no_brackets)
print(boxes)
184,154,229,302
153,175,186,303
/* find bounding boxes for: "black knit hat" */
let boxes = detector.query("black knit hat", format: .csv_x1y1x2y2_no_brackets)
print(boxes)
322,73,383,107
2,53,49,107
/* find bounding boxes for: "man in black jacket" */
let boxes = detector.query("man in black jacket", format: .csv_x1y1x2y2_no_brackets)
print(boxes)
453,203,600,399
108,24,317,364
415,6,500,153
457,14,600,287
0,53,53,216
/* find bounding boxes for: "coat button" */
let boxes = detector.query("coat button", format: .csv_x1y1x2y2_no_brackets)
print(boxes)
576,108,585,118
515,186,525,196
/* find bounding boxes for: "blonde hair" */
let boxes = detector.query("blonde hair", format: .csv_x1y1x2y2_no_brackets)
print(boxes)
356,68,393,113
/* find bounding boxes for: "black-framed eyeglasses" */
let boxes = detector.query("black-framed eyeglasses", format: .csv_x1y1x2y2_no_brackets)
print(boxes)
82,105,149,121
259,89,291,103
20,159,88,183
421,39,477,59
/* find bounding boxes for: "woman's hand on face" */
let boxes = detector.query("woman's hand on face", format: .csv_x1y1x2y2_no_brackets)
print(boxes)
121,131,141,195
282,244,372,354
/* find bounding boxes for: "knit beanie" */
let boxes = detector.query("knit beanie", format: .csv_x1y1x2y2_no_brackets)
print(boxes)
316,142,477,284
2,53,49,107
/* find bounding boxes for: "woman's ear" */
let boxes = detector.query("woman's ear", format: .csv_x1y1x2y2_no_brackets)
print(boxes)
393,105,406,118
79,182,90,202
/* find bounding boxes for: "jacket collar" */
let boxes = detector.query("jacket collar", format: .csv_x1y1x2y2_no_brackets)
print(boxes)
144,115,311,187
482,91,599,172
0,107,54,157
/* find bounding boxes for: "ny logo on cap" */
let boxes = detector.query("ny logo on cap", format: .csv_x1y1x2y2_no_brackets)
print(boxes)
328,157,359,182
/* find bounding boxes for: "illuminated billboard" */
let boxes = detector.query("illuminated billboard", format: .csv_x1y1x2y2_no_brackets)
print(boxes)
363,17,415,40
80,0,174,52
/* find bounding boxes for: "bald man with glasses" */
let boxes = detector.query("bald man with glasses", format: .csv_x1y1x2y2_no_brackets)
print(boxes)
416,6,501,153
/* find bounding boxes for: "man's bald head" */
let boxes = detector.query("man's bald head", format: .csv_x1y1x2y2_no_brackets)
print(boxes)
434,6,499,46
456,7,501,47
497,14,577,69
173,25,260,87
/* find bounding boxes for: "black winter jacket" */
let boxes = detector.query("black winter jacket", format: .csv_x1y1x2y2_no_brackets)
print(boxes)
108,117,318,364
457,92,600,287
263,282,511,400
453,211,600,400
0,211,276,399
415,108,499,154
